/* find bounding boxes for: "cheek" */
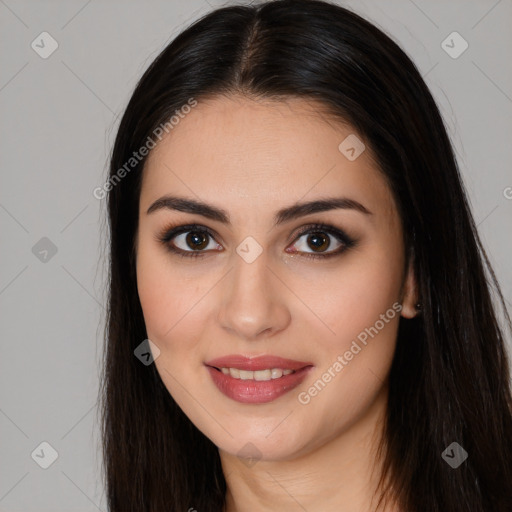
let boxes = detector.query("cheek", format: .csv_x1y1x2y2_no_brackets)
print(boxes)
304,246,404,351
298,249,403,426
136,239,198,347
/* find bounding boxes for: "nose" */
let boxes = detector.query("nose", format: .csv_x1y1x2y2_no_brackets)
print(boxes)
216,250,291,341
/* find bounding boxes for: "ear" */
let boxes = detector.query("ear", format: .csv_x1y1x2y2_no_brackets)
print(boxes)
400,256,419,319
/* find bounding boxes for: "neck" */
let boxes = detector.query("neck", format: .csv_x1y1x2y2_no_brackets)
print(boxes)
220,385,398,512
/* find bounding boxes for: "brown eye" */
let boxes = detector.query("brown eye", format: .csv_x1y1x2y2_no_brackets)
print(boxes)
157,224,222,257
290,230,343,255
306,232,331,252
286,223,356,260
158,222,355,261
184,231,210,250
171,229,218,253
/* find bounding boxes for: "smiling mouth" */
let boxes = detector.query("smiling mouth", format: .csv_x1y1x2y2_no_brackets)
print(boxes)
204,354,314,403
205,359,314,404
209,366,298,381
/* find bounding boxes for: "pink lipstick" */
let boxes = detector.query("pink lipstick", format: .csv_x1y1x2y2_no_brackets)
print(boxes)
204,355,313,404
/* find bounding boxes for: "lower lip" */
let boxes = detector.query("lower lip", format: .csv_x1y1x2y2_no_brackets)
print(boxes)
206,365,313,404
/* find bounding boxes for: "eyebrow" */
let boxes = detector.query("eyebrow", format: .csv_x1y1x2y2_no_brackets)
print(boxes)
146,195,372,225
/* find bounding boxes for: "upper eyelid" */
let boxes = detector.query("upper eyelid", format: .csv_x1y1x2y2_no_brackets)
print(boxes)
161,222,351,248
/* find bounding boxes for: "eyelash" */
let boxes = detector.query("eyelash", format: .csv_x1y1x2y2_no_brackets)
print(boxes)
155,222,356,261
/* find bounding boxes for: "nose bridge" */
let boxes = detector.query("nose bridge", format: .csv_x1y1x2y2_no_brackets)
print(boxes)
217,242,290,339
231,243,271,300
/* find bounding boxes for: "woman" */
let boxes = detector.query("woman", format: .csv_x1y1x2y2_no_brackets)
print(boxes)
99,1,512,510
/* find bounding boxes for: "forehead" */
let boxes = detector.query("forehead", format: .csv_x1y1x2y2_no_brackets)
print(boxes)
140,95,394,219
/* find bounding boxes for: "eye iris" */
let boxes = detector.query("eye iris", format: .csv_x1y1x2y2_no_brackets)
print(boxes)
307,232,330,252
186,231,209,250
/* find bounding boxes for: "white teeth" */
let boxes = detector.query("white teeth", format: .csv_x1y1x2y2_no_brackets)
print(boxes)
254,369,272,381
271,368,283,379
239,370,253,380
219,367,296,380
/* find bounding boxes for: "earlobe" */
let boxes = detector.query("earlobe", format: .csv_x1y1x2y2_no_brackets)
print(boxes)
400,258,420,319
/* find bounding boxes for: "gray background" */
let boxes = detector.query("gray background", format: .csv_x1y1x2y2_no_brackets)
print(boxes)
1,0,511,510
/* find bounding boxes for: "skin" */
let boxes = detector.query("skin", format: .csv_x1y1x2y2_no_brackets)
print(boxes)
135,95,418,512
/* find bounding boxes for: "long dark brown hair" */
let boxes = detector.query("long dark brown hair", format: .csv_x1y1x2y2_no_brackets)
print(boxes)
99,1,512,510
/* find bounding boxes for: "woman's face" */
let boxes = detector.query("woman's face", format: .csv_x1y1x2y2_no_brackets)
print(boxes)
136,95,417,461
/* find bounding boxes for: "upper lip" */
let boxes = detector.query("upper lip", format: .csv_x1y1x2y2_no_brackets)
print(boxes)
205,355,313,371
